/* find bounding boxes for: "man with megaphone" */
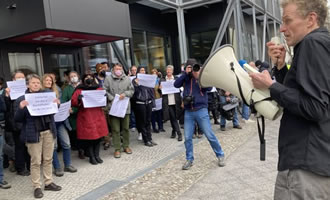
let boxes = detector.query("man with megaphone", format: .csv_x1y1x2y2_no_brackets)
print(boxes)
249,0,330,199
174,59,225,170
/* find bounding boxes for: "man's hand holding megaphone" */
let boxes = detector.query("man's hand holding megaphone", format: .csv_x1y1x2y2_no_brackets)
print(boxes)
249,70,274,90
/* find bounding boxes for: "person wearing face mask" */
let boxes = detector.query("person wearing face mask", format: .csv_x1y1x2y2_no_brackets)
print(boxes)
71,73,108,165
104,63,134,158
3,70,31,176
61,71,84,158
132,67,157,147
95,63,107,88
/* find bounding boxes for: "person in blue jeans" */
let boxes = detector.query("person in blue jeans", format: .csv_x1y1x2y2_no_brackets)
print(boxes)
0,95,11,189
219,91,242,131
174,58,225,170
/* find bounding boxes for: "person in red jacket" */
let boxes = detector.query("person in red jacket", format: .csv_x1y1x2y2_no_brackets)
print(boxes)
71,73,108,165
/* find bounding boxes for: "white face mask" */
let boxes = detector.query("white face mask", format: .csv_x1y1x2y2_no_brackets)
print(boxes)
16,78,25,81
71,77,79,83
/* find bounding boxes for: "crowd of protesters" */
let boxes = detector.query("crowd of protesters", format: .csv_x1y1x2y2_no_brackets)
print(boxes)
0,59,266,198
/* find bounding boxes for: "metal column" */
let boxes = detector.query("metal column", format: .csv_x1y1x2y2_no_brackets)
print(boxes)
211,0,236,53
176,0,188,63
234,0,243,60
272,0,277,35
252,0,260,60
261,0,268,61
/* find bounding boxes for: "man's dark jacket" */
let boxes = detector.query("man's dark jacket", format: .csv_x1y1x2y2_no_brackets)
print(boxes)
174,73,211,111
14,90,57,143
270,27,330,176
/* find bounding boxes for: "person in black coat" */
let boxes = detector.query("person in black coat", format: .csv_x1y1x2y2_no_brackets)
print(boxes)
160,65,183,141
132,67,157,147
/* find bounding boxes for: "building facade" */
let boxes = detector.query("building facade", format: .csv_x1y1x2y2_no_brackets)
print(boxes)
0,0,281,84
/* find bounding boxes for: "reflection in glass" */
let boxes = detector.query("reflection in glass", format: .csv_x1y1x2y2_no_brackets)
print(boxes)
147,34,166,73
8,53,42,76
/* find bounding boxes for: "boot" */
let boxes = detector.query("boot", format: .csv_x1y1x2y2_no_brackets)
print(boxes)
94,141,103,164
88,145,97,165
177,132,183,141
171,130,176,138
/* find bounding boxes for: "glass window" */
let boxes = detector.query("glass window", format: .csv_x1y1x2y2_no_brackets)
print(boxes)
147,33,166,73
190,30,217,64
83,43,110,73
48,54,74,83
133,31,148,68
8,53,42,76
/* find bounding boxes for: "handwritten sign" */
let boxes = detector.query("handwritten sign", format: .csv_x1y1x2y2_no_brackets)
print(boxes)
7,80,27,100
25,92,58,116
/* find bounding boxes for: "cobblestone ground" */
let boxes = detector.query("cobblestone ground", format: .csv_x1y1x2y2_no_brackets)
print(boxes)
0,116,279,200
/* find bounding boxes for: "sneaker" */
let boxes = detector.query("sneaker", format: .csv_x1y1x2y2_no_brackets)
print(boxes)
123,147,132,154
103,142,110,150
233,125,242,129
131,127,136,132
0,181,11,189
159,129,166,132
34,188,43,198
150,141,157,146
114,151,121,158
44,182,62,191
64,165,77,173
218,156,225,167
137,133,142,141
220,126,226,131
182,160,193,170
54,168,64,177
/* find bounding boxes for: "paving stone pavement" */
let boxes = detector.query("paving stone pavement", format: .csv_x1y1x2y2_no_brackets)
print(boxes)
0,116,280,200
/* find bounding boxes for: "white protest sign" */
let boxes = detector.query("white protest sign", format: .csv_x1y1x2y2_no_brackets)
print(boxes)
106,72,112,77
161,80,180,95
109,94,129,118
137,74,157,88
25,92,58,116
81,90,106,108
7,80,27,100
154,98,162,111
54,101,71,122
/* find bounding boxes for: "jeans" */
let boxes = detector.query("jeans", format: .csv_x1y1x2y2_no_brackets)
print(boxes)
184,108,224,161
151,110,163,130
219,96,239,127
53,122,72,169
0,133,4,183
242,103,250,120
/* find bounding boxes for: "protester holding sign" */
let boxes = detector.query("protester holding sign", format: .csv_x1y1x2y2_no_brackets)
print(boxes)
71,73,108,165
132,67,157,147
104,63,134,158
160,65,183,141
61,71,82,158
3,70,31,176
14,74,61,198
42,74,77,177
150,68,165,134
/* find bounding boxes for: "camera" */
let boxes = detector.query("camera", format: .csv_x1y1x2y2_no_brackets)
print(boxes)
183,95,195,106
192,64,200,72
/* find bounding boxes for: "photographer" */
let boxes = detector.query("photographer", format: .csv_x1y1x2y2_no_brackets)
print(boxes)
174,59,225,170
218,90,242,131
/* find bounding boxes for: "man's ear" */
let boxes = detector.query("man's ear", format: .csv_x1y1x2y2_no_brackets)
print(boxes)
307,12,319,28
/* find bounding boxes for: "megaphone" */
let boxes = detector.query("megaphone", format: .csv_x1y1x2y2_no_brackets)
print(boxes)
199,45,282,120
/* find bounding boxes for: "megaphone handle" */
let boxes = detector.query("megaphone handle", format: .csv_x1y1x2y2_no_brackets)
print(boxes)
257,116,266,161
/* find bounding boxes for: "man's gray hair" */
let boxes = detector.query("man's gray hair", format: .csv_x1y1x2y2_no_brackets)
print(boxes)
281,0,328,27
166,65,174,70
